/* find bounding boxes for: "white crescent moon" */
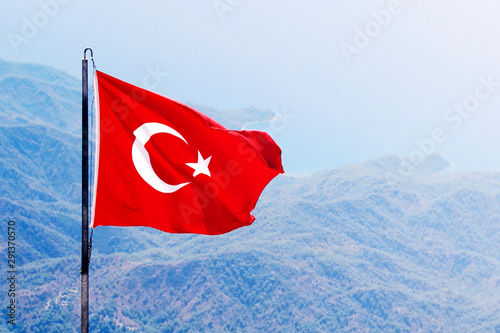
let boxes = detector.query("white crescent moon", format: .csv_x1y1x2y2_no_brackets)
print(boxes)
132,122,190,193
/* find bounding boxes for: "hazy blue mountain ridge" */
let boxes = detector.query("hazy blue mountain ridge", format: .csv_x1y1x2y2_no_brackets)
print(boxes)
0,60,80,134
1,60,500,332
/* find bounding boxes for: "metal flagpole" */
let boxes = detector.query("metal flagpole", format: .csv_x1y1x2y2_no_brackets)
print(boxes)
81,47,92,333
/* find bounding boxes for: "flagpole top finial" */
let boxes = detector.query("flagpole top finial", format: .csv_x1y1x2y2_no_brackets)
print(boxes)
83,48,93,60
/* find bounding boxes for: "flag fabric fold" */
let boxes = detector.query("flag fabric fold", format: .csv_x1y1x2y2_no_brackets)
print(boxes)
91,71,283,235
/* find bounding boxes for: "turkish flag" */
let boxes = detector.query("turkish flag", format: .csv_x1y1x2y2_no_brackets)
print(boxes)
91,71,284,235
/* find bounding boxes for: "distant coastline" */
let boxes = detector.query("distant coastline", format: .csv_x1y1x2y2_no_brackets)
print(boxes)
241,112,278,130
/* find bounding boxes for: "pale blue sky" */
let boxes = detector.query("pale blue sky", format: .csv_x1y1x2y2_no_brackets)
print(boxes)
2,0,500,174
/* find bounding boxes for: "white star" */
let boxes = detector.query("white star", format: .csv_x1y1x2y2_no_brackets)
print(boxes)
186,151,212,177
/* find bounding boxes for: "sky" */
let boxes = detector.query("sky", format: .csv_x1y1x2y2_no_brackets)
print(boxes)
1,0,500,175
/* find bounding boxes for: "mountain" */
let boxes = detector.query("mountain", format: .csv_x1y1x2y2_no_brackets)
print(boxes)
1,60,500,332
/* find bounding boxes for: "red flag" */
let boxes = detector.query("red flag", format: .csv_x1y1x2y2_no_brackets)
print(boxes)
91,71,283,235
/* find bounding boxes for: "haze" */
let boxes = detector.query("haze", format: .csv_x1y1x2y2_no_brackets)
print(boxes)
2,0,500,174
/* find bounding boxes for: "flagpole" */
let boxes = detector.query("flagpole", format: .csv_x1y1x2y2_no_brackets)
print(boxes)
81,47,92,333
